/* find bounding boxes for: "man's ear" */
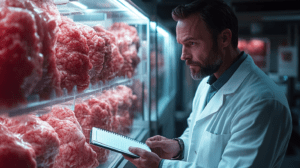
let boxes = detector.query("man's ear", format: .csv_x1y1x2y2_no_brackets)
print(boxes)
221,29,232,48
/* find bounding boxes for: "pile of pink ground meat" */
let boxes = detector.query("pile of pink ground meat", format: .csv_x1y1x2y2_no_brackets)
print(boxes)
0,85,138,167
0,0,143,166
0,0,141,108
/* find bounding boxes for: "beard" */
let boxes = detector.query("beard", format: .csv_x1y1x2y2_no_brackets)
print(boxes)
190,53,222,80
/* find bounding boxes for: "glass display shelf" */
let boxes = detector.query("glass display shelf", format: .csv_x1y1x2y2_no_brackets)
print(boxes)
4,74,146,117
56,0,148,21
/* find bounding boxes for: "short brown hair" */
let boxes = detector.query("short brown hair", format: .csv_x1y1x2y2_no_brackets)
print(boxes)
172,0,238,49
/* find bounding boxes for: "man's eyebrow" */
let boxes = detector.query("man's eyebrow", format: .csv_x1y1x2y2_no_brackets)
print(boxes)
182,37,197,43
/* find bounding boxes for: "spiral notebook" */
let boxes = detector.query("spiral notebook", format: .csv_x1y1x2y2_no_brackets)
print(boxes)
90,127,151,158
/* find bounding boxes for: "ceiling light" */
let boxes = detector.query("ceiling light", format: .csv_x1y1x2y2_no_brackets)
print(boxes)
70,1,88,9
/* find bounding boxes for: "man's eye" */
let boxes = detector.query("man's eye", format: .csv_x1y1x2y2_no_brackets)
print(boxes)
190,42,195,45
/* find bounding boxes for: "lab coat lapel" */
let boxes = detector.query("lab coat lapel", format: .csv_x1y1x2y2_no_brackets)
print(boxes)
192,83,209,127
196,89,224,121
195,54,253,122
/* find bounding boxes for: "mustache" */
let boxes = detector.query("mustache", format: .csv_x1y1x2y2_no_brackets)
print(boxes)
186,61,201,66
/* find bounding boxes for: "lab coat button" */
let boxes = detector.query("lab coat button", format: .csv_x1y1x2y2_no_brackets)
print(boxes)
195,151,197,154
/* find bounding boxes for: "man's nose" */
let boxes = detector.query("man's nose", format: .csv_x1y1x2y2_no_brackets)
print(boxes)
181,46,191,60
181,53,192,60
181,54,188,60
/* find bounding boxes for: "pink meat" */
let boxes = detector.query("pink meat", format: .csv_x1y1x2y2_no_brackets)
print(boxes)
0,0,25,8
117,42,135,78
114,86,136,134
84,98,112,131
29,0,62,25
111,115,121,134
98,89,120,116
0,124,37,168
116,85,137,111
104,44,124,80
110,113,132,135
97,85,137,134
29,4,62,100
94,25,117,44
40,106,82,131
0,0,60,21
55,16,92,94
3,115,60,168
55,139,99,168
116,111,132,135
130,80,143,113
0,7,43,107
99,85,136,114
78,24,106,85
97,90,120,135
108,22,141,78
74,98,112,163
108,22,140,52
40,106,99,168
130,47,141,71
109,112,132,135
93,25,124,82
1,0,62,102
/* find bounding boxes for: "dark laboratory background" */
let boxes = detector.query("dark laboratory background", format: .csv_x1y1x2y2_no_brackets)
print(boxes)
0,0,299,167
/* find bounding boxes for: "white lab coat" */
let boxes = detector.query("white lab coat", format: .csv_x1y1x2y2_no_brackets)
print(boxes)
162,55,292,168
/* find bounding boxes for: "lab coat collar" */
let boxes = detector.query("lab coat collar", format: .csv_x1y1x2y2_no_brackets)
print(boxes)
196,53,253,121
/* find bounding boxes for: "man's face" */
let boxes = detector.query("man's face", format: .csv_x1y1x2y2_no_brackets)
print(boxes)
176,14,223,80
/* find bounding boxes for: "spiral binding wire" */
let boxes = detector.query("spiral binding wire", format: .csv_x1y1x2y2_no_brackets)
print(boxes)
93,127,145,146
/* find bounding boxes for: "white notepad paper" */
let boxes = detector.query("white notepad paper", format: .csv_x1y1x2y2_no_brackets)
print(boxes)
90,127,151,158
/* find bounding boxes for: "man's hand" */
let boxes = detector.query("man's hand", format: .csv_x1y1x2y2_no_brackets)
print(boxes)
146,135,180,159
123,147,161,168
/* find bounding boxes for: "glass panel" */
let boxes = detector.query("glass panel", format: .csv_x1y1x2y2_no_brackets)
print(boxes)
0,0,150,167
156,24,176,118
149,21,157,122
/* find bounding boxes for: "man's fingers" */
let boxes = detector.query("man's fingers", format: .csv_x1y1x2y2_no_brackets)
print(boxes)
146,135,163,142
129,147,148,158
146,140,166,149
124,148,162,168
122,154,140,167
122,154,136,162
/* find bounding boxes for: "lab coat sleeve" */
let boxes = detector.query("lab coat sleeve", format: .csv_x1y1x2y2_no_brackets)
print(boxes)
161,115,196,167
179,115,191,161
162,160,205,168
179,79,205,161
218,99,292,168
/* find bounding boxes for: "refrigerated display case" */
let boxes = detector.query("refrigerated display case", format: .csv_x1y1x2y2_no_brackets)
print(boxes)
149,21,180,137
0,0,150,167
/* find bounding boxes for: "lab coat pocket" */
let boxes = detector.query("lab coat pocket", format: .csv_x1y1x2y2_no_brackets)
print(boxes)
199,131,231,168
